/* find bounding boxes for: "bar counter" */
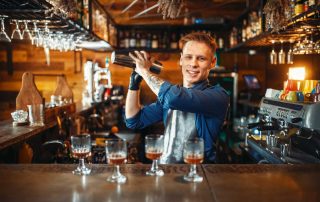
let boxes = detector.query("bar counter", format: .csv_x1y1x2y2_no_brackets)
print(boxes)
0,164,319,202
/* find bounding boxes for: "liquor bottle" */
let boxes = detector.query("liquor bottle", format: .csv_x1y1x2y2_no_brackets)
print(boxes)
229,27,238,47
295,0,305,15
146,33,152,49
140,33,147,48
118,31,125,48
308,0,316,7
76,0,83,25
170,33,178,50
82,0,89,29
136,32,141,48
242,19,247,42
304,1,309,11
124,31,130,48
162,32,168,49
129,30,136,48
151,34,158,49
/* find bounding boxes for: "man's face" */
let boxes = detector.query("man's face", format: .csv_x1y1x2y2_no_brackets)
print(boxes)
180,41,216,88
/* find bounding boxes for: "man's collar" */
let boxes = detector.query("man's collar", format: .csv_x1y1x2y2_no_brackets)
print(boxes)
189,79,209,90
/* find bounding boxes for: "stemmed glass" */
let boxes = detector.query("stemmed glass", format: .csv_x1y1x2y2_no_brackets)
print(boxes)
22,20,33,41
31,20,41,46
270,40,277,65
278,41,285,64
0,15,11,42
71,134,92,175
183,137,204,182
287,41,294,64
105,139,127,183
11,20,22,40
145,134,164,176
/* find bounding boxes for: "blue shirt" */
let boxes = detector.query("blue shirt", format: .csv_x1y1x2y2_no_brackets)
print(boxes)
125,79,229,163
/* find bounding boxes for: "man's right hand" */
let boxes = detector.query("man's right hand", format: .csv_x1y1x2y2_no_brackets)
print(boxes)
129,71,143,90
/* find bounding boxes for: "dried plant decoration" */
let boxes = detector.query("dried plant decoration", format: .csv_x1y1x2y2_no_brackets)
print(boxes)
157,0,184,19
46,0,77,18
263,0,291,33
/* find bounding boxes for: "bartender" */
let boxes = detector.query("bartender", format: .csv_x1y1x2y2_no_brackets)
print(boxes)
125,32,229,163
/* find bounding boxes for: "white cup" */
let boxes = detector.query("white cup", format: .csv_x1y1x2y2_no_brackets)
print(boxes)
265,88,281,99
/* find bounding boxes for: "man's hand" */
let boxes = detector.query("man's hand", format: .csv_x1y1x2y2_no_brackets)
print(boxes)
129,50,165,96
129,51,152,77
129,71,143,91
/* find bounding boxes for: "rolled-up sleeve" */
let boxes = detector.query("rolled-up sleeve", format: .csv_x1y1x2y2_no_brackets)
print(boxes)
125,100,164,129
158,81,229,117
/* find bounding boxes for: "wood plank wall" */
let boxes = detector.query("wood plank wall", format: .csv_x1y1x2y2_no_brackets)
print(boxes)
0,41,319,121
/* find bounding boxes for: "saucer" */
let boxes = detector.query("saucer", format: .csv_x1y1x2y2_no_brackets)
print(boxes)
12,121,29,126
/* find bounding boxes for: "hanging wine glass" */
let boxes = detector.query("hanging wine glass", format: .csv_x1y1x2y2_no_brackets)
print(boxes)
278,40,285,64
270,40,277,65
22,20,33,41
31,20,41,46
0,15,11,42
11,20,22,40
287,40,294,64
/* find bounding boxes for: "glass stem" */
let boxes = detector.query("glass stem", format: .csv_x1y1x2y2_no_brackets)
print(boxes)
79,158,85,170
190,164,197,176
114,165,121,177
151,159,158,172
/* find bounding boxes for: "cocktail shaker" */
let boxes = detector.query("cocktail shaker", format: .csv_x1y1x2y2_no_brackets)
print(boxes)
111,51,162,74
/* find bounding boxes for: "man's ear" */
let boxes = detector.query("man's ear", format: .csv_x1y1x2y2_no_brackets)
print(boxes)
179,52,183,66
210,57,217,69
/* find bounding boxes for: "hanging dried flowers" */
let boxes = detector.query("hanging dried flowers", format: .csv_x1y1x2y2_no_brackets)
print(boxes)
157,0,184,19
263,0,291,33
46,0,77,19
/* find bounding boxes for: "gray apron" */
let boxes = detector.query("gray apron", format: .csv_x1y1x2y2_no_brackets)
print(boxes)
160,109,197,164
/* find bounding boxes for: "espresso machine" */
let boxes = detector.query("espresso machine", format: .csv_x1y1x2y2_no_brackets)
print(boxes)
247,97,320,164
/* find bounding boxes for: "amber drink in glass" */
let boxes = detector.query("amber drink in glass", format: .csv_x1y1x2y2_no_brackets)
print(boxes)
145,134,164,176
71,134,91,175
183,138,204,182
105,139,127,183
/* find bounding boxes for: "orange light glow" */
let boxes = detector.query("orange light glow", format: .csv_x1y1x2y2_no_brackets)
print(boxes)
288,67,305,80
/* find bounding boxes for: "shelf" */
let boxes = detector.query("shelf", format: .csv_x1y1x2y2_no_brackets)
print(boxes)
113,48,180,53
226,5,320,52
0,0,113,51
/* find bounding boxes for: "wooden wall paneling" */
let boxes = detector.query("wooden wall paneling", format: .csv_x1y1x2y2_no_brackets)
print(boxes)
6,43,13,75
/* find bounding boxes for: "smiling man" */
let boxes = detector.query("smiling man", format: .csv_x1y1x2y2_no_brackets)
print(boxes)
125,32,229,163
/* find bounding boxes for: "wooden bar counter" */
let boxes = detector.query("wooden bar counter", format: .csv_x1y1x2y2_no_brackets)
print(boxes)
0,164,319,202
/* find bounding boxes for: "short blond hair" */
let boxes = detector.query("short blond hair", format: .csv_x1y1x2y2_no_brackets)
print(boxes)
179,32,217,54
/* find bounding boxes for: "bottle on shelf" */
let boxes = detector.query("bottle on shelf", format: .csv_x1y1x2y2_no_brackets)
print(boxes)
118,31,125,48
124,31,130,48
170,33,178,50
140,33,147,48
295,0,305,15
129,30,136,48
242,19,247,42
82,0,89,29
136,32,141,48
161,32,168,49
146,33,152,49
308,0,316,8
229,27,238,47
151,34,158,49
